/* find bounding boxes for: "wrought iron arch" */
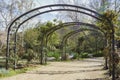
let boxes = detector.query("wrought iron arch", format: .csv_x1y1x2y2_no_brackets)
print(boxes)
8,5,105,69
43,22,105,64
45,22,104,44
60,28,104,60
6,4,115,80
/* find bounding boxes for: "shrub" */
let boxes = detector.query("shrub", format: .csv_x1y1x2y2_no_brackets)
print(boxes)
0,68,9,77
80,53,89,58
52,52,60,61
47,52,54,57
47,51,60,61
93,51,103,57
22,49,35,62
0,67,35,78
72,53,78,59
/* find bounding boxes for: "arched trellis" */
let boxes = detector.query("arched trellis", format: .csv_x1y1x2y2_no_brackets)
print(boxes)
41,22,105,63
14,22,104,65
45,22,104,41
60,28,104,60
7,4,104,69
45,21,105,49
6,4,115,80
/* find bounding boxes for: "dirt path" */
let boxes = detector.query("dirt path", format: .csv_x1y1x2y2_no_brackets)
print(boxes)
1,57,108,80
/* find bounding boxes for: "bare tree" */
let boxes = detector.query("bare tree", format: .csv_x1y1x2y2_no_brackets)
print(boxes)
89,0,120,13
0,0,35,50
0,0,34,31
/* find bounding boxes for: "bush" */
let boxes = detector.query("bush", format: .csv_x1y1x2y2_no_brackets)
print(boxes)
52,52,60,61
22,49,35,62
93,51,103,57
47,52,54,57
80,53,89,58
0,67,34,78
72,53,78,59
0,68,9,77
47,51,60,61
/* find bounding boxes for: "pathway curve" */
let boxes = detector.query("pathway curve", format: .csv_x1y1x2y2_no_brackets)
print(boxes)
1,57,108,80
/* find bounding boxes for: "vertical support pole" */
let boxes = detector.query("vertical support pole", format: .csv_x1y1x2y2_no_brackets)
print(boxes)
40,38,44,64
44,35,47,64
40,34,45,65
95,36,98,55
61,40,65,61
65,44,67,60
6,33,10,70
64,40,67,60
13,32,17,70
111,27,115,80
61,43,64,61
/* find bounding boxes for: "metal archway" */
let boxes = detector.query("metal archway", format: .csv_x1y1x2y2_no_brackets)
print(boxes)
13,22,105,68
6,4,115,80
60,28,104,60
7,4,104,69
42,22,105,63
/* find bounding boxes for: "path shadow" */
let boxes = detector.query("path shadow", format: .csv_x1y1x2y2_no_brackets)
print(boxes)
50,64,103,68
27,68,103,75
80,60,104,63
76,77,109,80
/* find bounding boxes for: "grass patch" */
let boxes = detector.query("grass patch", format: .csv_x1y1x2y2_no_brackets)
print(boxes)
0,65,39,78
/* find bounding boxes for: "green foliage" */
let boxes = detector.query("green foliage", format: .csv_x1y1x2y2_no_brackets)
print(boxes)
23,20,60,63
0,67,35,78
22,49,35,62
80,53,89,58
72,53,78,59
97,10,118,39
75,36,85,54
93,51,103,57
47,52,54,57
52,53,60,61
47,51,60,61
0,46,6,56
24,28,39,49
0,68,9,77
36,20,60,50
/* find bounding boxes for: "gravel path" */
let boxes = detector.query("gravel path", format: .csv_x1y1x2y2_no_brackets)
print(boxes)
1,57,107,80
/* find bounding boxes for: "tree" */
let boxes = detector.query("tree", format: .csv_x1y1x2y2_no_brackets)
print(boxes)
0,0,34,31
89,0,120,13
24,28,39,49
76,36,84,60
22,49,35,63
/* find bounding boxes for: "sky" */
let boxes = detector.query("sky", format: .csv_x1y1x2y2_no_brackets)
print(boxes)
31,0,90,23
0,0,91,31
34,0,57,7
30,0,58,23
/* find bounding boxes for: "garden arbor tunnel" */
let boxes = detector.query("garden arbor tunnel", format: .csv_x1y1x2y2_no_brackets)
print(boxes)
13,21,105,67
42,22,105,59
45,22,104,44
38,22,105,64
60,28,105,60
7,4,115,80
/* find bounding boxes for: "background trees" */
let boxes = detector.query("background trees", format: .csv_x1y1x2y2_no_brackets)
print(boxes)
0,0,34,30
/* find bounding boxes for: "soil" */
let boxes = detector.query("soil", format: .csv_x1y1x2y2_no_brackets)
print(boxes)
0,57,108,80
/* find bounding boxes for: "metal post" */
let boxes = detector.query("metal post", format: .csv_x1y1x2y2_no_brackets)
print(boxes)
111,27,115,80
40,39,43,64
44,35,47,64
40,35,45,64
13,33,17,70
61,44,64,61
6,34,10,70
